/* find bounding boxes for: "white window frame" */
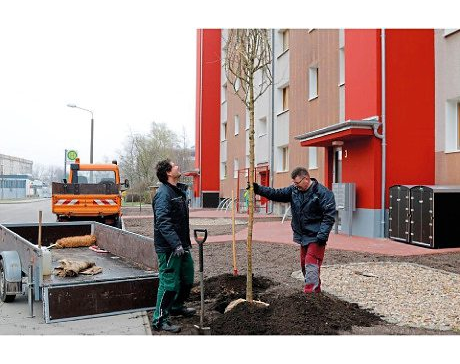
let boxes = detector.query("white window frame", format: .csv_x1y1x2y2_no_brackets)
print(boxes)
222,83,227,103
339,48,345,86
445,99,460,152
309,66,318,100
234,115,240,135
308,147,318,170
221,121,227,141
233,158,239,178
220,162,227,179
282,86,289,111
258,117,267,137
277,146,289,172
282,29,289,52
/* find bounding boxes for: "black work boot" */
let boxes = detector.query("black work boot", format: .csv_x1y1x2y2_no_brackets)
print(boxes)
153,320,181,333
170,306,196,317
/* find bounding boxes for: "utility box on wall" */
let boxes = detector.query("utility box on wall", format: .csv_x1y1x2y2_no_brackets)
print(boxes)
332,183,356,235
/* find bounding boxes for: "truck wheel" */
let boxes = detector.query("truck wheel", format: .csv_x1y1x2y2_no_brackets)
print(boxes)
0,260,16,303
115,217,123,230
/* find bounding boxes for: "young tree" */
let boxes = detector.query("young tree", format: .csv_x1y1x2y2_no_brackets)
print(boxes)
223,29,272,302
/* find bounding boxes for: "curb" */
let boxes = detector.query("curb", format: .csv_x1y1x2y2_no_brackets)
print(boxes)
0,198,48,204
141,310,152,335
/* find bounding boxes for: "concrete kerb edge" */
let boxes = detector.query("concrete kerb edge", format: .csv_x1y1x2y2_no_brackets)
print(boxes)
141,310,152,335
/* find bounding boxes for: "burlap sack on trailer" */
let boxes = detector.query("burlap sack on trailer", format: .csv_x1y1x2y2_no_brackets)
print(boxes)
53,235,97,248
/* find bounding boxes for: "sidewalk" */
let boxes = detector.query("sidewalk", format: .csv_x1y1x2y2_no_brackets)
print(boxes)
179,209,460,256
0,197,48,204
123,208,460,256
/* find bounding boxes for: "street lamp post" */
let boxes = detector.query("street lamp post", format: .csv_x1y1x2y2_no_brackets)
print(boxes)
67,104,94,164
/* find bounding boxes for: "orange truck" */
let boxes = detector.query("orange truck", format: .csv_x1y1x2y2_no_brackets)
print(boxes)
52,158,129,228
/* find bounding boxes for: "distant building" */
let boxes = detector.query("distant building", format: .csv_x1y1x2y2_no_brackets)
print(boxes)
0,153,33,199
0,153,33,175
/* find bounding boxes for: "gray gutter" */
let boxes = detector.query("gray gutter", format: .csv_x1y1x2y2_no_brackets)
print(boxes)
294,119,380,142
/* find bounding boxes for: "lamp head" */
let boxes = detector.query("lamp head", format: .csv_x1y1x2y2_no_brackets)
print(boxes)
67,104,76,108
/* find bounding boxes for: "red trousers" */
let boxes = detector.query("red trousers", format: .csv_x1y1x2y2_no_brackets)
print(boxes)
300,243,325,293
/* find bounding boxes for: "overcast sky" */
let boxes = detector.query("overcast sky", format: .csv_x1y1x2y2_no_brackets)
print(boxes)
0,28,196,167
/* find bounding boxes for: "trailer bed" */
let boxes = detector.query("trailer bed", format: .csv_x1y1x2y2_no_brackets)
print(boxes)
0,221,159,323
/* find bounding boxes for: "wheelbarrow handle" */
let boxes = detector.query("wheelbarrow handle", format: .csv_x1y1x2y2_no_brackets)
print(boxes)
193,229,208,244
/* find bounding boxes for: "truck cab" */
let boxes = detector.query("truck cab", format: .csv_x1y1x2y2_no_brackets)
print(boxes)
52,158,129,228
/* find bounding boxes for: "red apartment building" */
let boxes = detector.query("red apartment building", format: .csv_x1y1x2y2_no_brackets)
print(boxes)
195,29,435,239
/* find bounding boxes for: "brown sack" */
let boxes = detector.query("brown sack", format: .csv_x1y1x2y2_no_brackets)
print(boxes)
54,259,95,277
54,235,97,249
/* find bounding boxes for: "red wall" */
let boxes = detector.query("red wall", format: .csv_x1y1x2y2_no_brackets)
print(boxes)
344,29,435,208
344,29,382,208
196,29,221,193
345,29,381,121
385,29,435,189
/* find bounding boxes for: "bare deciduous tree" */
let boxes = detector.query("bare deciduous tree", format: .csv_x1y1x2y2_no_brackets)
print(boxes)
223,29,272,302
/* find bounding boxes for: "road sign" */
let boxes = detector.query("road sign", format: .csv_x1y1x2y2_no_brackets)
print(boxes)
67,150,78,161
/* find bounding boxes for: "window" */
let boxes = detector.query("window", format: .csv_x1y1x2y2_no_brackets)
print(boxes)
458,102,460,150
221,162,227,179
221,122,227,141
282,86,289,111
258,117,267,137
235,78,240,92
308,147,318,169
309,66,318,100
339,48,345,86
234,158,239,178
234,115,240,135
244,156,249,177
445,100,460,152
282,30,289,52
222,83,227,103
278,146,289,172
245,114,249,130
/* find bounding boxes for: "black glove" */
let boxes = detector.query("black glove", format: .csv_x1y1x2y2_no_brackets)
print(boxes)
316,238,327,246
246,182,260,194
173,245,185,257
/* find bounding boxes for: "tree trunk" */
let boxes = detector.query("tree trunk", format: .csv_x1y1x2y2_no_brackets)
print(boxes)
246,76,255,303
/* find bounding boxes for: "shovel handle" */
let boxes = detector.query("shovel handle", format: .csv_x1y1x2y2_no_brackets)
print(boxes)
198,241,204,273
193,229,208,244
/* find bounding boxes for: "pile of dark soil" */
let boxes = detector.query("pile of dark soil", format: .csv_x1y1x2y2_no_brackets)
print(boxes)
149,273,382,335
211,289,382,335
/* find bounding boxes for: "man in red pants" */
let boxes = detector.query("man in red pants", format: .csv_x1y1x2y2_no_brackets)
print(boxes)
250,167,336,293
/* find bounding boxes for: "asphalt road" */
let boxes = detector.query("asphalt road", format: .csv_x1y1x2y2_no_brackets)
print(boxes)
0,199,151,335
0,198,55,223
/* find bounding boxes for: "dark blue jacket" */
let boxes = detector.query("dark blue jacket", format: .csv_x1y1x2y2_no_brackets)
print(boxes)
152,182,191,253
255,178,336,246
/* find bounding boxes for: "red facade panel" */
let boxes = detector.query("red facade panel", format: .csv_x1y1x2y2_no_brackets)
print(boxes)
196,29,221,194
385,29,435,189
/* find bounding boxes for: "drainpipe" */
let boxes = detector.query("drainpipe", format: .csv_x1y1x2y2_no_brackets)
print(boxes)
380,29,387,238
268,28,276,214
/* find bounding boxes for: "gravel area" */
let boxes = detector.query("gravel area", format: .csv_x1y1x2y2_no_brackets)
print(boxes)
315,262,460,331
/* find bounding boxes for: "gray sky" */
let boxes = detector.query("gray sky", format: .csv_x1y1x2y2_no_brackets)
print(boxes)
0,1,197,168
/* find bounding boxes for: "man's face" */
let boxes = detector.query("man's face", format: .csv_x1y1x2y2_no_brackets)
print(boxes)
168,162,181,179
292,174,310,191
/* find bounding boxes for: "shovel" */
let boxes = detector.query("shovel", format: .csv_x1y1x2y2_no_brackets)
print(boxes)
193,229,211,334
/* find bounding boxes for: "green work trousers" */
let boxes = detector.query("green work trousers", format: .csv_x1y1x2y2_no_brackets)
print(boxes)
152,251,194,325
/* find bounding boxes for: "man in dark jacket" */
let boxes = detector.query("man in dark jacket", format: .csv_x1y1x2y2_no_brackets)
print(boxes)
252,167,336,293
151,159,195,333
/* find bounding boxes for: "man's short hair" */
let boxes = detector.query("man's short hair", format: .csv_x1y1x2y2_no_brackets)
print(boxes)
156,159,172,183
291,167,309,180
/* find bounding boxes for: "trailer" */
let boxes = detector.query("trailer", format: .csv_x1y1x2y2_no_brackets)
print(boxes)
0,221,158,323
